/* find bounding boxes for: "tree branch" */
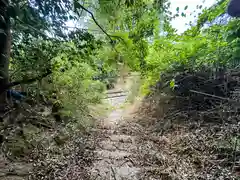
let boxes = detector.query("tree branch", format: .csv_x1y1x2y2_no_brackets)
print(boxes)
17,4,126,45
78,0,85,17
76,3,113,42
75,3,126,50
0,69,52,94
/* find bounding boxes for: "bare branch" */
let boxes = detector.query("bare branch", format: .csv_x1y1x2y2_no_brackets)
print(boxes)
75,3,114,42
0,69,52,94
75,3,126,48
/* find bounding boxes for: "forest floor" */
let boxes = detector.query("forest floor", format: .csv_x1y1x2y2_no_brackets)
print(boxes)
0,72,238,180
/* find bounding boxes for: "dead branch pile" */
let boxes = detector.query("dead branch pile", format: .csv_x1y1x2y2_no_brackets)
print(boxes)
153,69,240,123
133,68,240,179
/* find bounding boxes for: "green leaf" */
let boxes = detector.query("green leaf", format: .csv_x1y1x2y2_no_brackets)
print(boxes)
184,5,188,10
176,7,179,12
181,12,186,17
170,79,175,89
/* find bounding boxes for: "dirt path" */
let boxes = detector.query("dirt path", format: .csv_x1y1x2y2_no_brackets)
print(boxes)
89,75,138,179
88,75,163,180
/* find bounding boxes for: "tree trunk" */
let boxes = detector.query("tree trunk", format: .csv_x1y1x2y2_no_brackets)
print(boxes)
0,0,11,111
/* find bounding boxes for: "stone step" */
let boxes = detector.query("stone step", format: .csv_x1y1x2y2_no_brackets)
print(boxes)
90,165,140,180
95,150,132,159
90,164,166,180
91,128,117,134
91,159,135,169
109,135,136,143
97,140,138,152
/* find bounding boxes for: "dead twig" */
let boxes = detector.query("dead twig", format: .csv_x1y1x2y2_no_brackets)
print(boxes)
110,166,117,180
189,90,238,103
232,136,239,172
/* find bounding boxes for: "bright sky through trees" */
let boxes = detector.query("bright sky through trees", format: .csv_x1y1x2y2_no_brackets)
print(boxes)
170,0,217,33
65,0,218,34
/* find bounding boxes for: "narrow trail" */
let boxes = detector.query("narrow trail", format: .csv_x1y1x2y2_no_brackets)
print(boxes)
88,75,164,180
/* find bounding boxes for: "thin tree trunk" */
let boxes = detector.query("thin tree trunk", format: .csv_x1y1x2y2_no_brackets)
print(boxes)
0,0,11,111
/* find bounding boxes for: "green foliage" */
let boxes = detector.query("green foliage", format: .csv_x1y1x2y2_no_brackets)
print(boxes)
52,62,105,117
6,0,240,124
169,79,175,90
7,0,122,125
93,0,240,96
10,29,116,119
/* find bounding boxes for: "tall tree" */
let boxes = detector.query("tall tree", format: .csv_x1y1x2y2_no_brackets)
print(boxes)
0,0,67,101
0,0,12,108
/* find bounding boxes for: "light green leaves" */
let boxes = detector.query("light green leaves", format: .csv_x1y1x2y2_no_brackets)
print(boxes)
170,79,175,90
